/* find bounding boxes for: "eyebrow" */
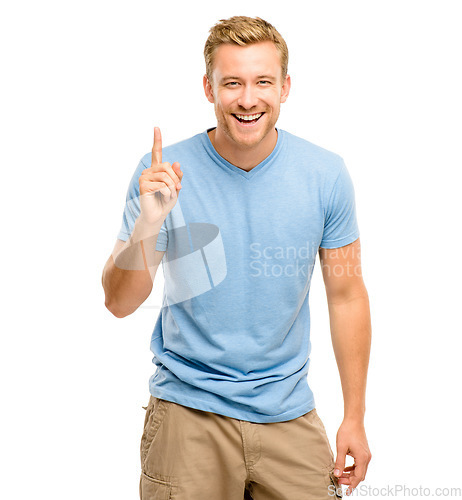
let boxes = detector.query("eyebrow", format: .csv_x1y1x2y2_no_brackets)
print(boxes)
220,75,276,82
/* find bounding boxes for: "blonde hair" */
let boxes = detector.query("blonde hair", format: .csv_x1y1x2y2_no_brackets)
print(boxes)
204,16,289,82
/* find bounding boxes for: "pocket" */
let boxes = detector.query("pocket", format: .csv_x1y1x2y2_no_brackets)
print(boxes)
305,409,335,469
324,468,343,498
140,471,172,500
303,408,319,424
303,408,327,434
311,409,327,432
140,397,169,469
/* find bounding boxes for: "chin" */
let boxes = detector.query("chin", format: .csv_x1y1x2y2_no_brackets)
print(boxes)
227,131,262,148
230,123,272,145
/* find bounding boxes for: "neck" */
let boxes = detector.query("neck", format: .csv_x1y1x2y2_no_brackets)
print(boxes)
208,127,278,172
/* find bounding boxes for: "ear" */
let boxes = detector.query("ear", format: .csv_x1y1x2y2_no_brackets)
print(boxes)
203,74,215,103
280,74,291,103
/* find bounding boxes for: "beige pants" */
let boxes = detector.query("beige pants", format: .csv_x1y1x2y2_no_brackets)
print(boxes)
140,395,342,499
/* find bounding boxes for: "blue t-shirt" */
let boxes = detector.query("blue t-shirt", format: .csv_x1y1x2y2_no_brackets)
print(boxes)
117,127,360,423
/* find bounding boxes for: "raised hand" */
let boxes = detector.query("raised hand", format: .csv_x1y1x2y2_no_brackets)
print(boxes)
138,127,183,224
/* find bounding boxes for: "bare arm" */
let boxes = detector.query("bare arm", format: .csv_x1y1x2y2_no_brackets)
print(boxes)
102,218,165,318
102,127,183,318
318,237,372,494
319,237,371,420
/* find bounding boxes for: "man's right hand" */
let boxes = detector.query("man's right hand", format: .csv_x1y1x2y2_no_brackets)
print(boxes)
138,127,183,224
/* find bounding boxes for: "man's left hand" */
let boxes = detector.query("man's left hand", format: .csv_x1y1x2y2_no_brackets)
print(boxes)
333,419,372,496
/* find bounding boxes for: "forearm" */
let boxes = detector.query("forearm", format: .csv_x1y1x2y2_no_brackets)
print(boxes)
328,293,371,422
102,217,164,317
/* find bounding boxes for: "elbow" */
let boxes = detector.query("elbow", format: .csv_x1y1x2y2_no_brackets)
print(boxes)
102,277,131,318
327,287,369,307
104,298,131,318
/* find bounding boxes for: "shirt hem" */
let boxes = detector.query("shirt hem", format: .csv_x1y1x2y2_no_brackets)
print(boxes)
148,387,315,423
319,231,360,249
117,231,129,241
117,231,167,251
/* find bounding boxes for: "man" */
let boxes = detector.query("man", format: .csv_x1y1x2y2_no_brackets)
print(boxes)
102,15,372,500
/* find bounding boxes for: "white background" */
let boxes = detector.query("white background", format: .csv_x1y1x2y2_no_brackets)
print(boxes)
1,1,461,499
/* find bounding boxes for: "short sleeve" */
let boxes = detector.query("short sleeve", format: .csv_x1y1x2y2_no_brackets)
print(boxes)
116,159,168,252
320,160,360,249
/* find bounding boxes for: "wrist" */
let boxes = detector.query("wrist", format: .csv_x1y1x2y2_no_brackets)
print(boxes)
343,408,366,425
131,215,165,244
136,212,165,227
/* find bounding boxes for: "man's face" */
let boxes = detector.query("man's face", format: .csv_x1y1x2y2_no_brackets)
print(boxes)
204,41,291,149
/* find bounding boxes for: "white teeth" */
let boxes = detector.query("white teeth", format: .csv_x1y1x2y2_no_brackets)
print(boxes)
235,113,263,121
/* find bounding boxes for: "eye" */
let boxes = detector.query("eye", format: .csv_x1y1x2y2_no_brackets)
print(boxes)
258,80,272,85
225,81,239,87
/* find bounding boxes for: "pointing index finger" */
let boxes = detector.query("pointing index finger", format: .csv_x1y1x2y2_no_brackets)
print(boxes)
152,126,162,166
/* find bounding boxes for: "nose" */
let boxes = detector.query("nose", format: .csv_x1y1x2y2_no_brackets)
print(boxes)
237,85,259,110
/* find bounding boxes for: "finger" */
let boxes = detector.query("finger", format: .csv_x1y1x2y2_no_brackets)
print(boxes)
343,466,365,495
365,451,372,476
346,485,356,496
160,185,175,202
172,161,184,181
334,447,347,478
155,175,178,199
142,169,179,193
352,460,367,484
171,162,183,188
140,179,177,201
162,162,181,188
139,181,172,203
171,164,183,189
145,162,181,186
343,465,356,472
140,180,171,194
152,126,162,166
156,184,172,201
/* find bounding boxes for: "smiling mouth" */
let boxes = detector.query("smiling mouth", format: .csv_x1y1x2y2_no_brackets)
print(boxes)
232,112,264,125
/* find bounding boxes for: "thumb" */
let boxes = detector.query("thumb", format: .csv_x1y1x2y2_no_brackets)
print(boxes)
334,447,347,477
172,161,183,179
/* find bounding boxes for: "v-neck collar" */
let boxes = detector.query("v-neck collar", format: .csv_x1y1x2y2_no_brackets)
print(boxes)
200,127,285,180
